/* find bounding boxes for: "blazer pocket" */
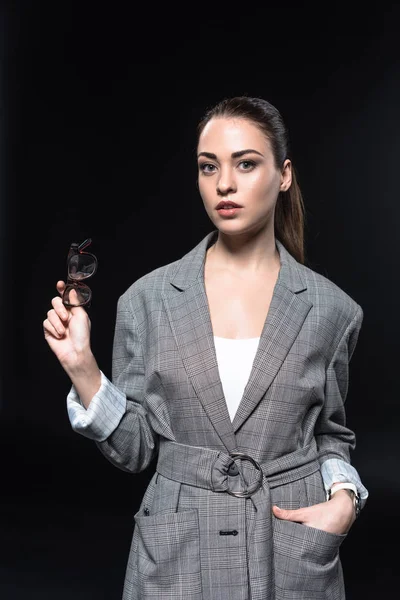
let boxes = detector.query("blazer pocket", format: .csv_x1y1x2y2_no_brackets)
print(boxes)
273,518,346,596
134,509,203,599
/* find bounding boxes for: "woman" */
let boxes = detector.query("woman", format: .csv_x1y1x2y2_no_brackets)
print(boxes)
43,96,368,599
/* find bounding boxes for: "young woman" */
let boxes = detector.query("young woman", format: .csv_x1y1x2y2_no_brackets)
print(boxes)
43,96,368,600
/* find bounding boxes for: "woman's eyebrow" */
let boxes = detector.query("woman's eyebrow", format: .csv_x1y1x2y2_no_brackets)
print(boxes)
197,149,264,160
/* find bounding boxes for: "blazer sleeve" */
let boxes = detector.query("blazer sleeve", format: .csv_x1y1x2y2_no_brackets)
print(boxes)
94,294,159,473
314,303,364,467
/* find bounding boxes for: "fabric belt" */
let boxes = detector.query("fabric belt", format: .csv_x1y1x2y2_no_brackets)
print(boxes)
156,439,320,498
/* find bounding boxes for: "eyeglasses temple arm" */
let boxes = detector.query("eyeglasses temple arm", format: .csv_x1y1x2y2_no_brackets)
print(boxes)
78,238,92,252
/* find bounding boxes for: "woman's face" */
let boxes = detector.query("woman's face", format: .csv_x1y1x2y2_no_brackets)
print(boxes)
197,117,291,236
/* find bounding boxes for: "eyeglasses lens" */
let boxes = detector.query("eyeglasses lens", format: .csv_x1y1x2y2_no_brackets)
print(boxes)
63,249,97,307
68,253,97,280
63,283,91,306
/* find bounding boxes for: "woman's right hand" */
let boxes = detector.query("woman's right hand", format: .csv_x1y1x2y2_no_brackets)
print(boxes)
43,280,93,372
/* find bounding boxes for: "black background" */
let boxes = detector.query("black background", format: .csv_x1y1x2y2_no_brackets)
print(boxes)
1,1,399,598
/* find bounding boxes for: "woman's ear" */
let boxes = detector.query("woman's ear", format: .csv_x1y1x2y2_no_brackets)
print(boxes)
280,159,292,192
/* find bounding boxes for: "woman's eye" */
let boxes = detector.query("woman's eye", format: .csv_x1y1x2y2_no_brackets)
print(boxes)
199,163,216,174
239,160,256,170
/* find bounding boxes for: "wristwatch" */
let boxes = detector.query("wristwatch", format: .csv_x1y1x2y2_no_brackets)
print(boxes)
327,482,361,519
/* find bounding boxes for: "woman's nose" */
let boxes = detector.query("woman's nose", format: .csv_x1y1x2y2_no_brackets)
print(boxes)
216,170,237,195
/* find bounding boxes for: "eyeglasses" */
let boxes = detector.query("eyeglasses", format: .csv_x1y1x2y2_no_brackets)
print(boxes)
62,238,98,307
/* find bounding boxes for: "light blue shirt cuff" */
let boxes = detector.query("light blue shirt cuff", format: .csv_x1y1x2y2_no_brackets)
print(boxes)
66,371,126,442
320,458,369,509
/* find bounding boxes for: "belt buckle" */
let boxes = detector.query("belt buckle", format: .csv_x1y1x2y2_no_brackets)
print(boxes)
226,452,263,498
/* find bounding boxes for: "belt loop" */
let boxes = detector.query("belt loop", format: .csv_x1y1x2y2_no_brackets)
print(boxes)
210,451,223,493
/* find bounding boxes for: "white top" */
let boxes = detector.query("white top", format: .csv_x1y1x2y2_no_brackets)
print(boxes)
213,335,260,421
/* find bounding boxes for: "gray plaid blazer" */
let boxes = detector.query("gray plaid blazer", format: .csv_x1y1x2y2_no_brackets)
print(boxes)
96,229,363,600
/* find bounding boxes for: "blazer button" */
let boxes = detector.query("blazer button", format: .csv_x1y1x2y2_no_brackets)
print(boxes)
227,462,239,476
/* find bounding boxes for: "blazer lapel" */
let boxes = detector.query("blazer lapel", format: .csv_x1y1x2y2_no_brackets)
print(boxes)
162,231,313,449
231,243,313,431
162,230,238,453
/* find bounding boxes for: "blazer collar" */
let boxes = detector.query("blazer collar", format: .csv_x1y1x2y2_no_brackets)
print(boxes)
162,230,312,453
169,229,307,295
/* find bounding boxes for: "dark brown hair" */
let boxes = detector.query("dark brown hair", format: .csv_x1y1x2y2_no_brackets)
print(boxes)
196,96,306,264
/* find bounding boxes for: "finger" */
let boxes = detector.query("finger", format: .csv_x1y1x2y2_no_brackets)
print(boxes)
46,308,67,335
67,288,89,317
63,288,82,315
51,296,69,321
69,288,79,304
43,316,64,339
272,505,306,523
56,280,66,295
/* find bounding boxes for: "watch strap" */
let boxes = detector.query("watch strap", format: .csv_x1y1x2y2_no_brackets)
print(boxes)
327,482,361,518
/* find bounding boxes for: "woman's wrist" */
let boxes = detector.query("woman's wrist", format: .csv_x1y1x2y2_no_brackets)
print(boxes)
66,352,102,408
327,482,361,519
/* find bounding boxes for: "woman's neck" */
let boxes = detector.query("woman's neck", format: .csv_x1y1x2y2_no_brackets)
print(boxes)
207,230,280,276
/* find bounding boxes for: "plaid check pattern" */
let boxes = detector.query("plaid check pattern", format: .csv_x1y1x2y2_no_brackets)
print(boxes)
89,229,365,599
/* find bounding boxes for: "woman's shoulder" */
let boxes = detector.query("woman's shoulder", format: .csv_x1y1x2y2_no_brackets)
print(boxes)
277,239,362,322
298,260,363,323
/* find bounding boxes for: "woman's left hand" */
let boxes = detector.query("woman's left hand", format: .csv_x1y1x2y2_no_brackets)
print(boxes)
272,489,356,535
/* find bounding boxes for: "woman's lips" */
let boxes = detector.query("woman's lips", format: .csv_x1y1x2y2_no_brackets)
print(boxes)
216,201,242,209
216,206,242,217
